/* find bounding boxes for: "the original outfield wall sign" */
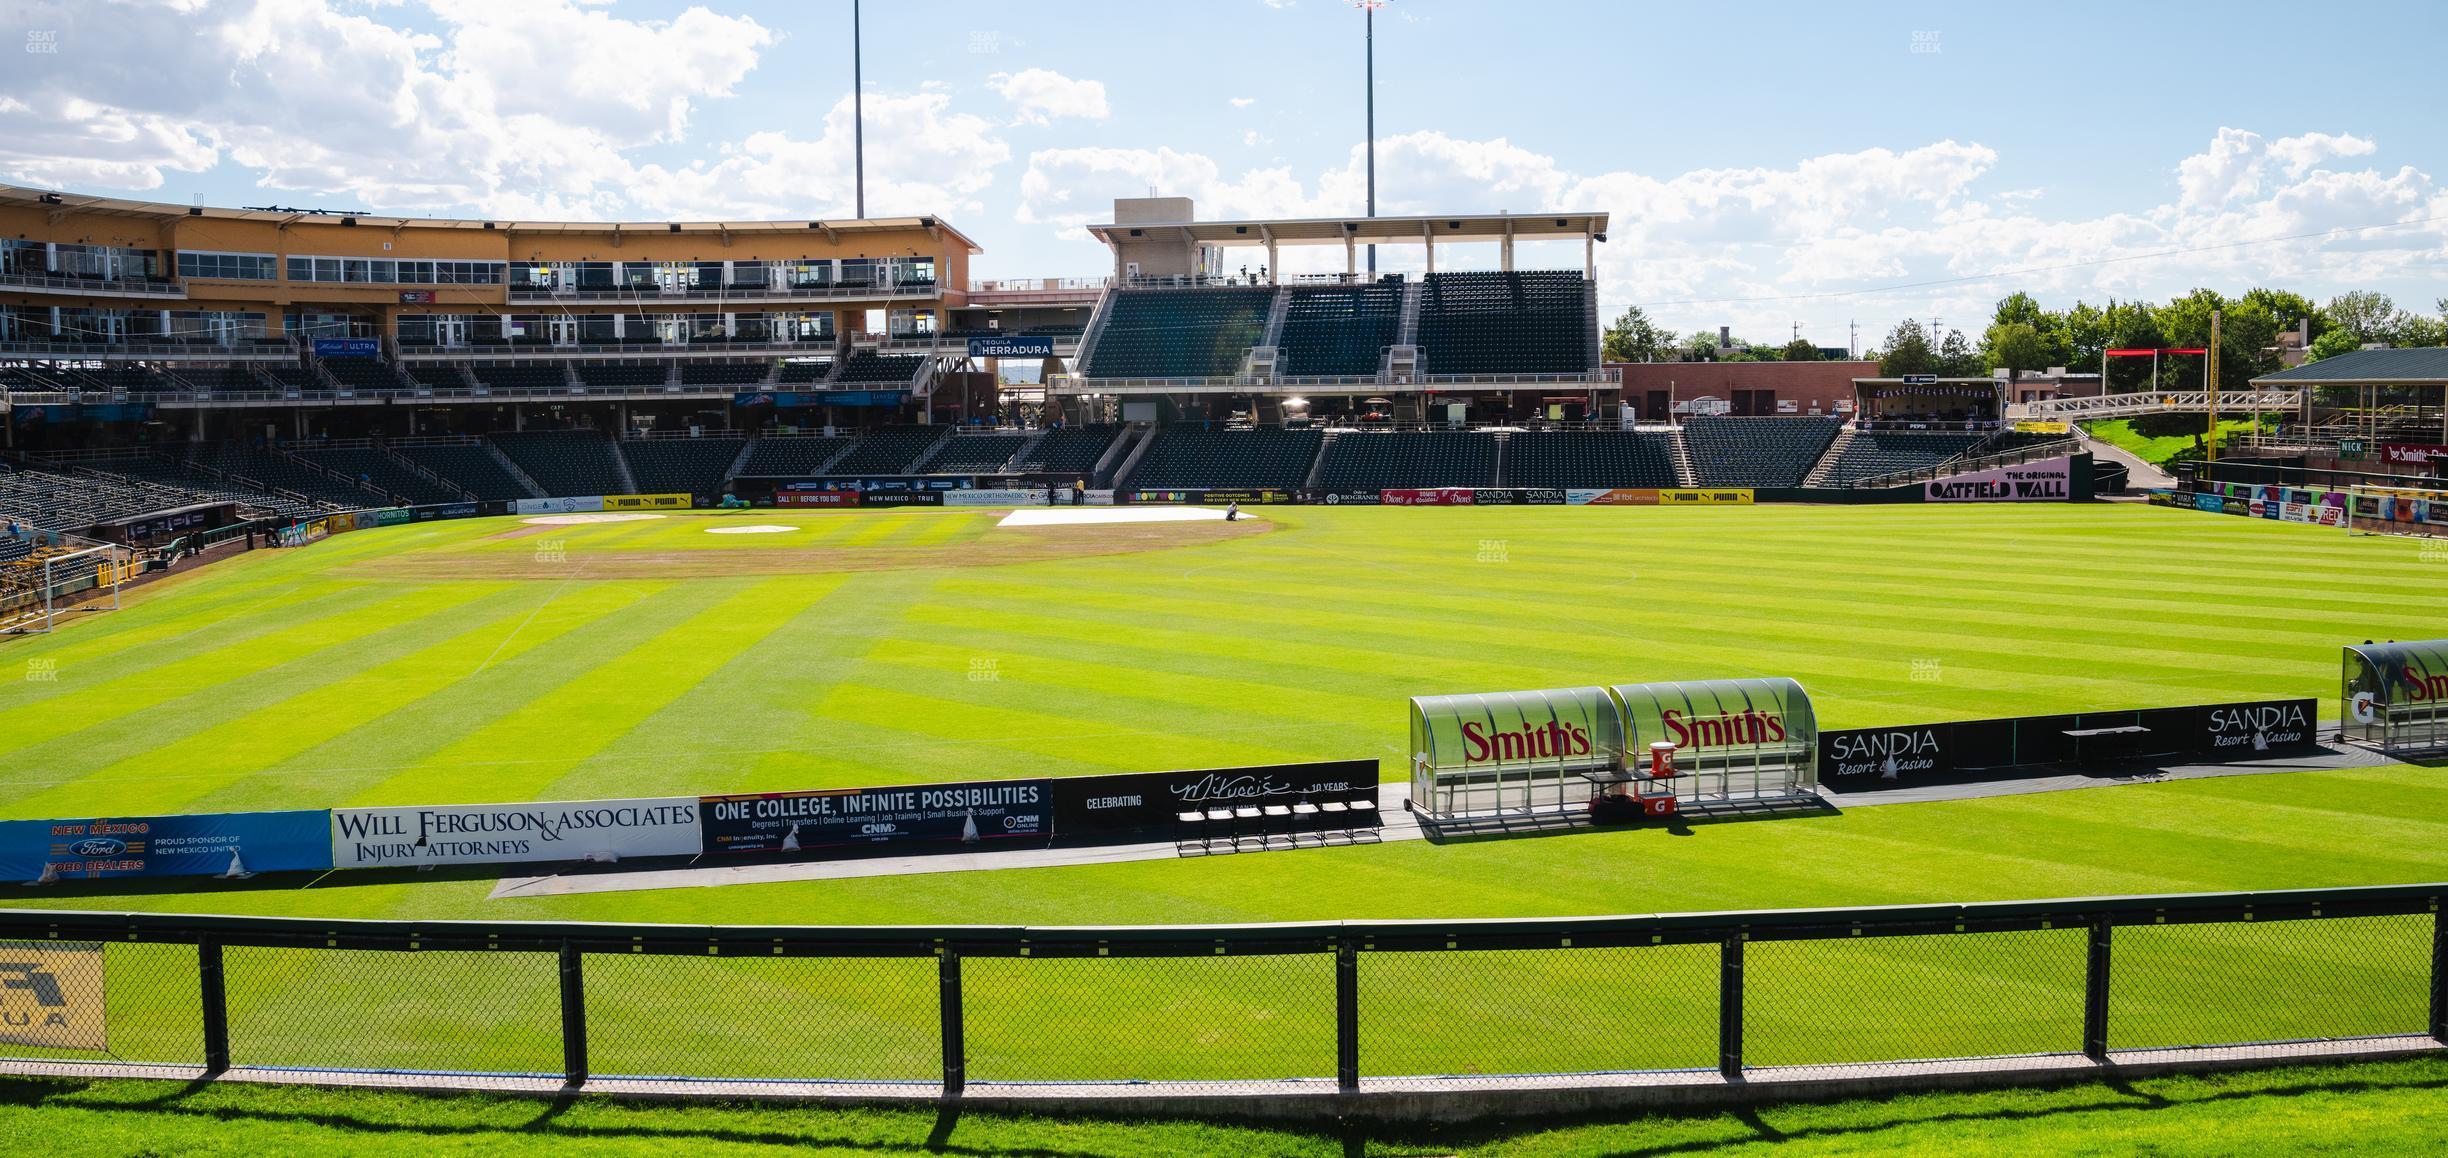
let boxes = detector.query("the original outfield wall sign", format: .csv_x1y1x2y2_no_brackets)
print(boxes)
0,810,332,882
1819,698,2315,791
1924,457,2071,502
1047,759,1379,834
702,780,1051,852
0,942,107,1051
330,798,701,868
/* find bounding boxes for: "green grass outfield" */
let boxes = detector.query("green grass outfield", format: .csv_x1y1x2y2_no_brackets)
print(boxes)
0,503,2445,1113
4,1058,2446,1156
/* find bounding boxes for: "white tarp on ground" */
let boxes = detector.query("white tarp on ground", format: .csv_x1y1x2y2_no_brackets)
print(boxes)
331,797,701,868
998,507,1237,527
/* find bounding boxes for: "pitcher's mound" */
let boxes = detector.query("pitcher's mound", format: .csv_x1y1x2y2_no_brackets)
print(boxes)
999,507,1244,528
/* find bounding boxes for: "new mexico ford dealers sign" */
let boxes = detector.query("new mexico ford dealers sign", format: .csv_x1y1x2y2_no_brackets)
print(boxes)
331,797,701,867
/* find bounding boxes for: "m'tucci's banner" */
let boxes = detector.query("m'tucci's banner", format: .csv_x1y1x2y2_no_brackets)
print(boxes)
330,798,702,868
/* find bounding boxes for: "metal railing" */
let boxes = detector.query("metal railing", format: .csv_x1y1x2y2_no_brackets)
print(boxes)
0,271,186,298
1849,436,2081,490
0,882,2438,1094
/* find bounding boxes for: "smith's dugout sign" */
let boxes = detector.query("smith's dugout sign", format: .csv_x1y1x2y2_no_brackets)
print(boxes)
0,942,106,1051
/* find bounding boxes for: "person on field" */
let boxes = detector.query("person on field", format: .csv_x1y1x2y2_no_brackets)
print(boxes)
1225,501,1240,522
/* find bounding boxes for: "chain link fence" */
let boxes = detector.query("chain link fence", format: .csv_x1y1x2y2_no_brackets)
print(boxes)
0,884,2439,1090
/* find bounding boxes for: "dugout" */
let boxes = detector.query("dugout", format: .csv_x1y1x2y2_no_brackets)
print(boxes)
1408,686,1624,820
1612,677,1818,802
1409,678,1819,822
2342,639,2448,755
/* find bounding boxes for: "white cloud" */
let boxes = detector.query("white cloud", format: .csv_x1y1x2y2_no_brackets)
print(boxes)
987,68,1110,125
628,91,1009,220
1230,97,1257,108
1017,126,2448,343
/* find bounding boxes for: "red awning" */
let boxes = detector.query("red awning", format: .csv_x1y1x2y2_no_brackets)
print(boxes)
2104,347,2207,356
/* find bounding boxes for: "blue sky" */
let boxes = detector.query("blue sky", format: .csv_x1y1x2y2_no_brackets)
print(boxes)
7,0,2446,348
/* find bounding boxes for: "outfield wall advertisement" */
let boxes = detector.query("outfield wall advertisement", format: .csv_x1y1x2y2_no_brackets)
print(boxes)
702,780,1050,852
1819,698,2315,791
516,496,604,515
1046,759,1380,834
330,798,701,868
1567,488,1754,505
0,810,333,881
603,493,691,510
1925,458,2071,502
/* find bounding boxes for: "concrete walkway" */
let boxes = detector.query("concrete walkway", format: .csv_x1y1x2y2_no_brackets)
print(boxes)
2077,426,2177,489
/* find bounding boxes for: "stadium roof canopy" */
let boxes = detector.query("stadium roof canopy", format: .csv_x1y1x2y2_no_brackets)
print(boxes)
1085,211,1607,249
2252,348,2448,387
0,183,982,252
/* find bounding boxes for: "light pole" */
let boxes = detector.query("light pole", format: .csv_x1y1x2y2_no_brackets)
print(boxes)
1353,0,1384,276
853,0,865,219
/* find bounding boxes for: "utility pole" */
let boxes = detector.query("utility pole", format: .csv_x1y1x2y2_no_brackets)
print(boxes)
1354,0,1384,275
853,0,865,219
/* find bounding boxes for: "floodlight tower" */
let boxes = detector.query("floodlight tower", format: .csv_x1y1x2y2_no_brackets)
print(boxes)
1353,0,1385,275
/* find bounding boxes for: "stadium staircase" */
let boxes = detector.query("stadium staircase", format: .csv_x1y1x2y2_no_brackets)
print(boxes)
1260,287,1293,350
723,439,759,485
1108,425,1157,487
1304,430,1338,489
1006,429,1050,473
1669,430,1697,486
1071,286,1119,372
1803,430,1856,486
487,442,548,498
609,440,640,493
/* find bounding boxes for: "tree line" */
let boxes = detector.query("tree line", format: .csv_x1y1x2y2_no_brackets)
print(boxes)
1603,290,2448,392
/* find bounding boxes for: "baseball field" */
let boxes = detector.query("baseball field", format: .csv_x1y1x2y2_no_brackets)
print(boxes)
0,500,2442,933
2,502,2445,1147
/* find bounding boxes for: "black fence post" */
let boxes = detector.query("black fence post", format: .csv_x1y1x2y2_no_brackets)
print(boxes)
197,938,229,1074
1718,933,1744,1080
2085,920,2113,1061
1336,941,1359,1092
2431,909,2447,1045
940,950,965,1096
558,941,587,1085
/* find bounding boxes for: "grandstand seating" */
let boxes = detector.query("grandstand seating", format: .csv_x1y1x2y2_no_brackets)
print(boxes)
1124,428,1323,490
833,352,925,385
320,359,404,393
1084,288,1274,378
574,363,673,390
1819,430,1989,485
292,445,462,504
1415,272,1592,375
492,430,627,497
776,360,831,383
1315,431,1499,489
621,437,744,497
94,454,317,516
407,364,470,391
194,366,262,394
470,364,573,392
737,436,849,476
926,434,1025,475
1012,426,1120,476
679,361,773,387
827,426,948,475
0,464,235,531
1682,417,1842,488
181,443,371,506
1501,431,1678,488
395,442,533,501
1279,283,1404,376
258,362,320,392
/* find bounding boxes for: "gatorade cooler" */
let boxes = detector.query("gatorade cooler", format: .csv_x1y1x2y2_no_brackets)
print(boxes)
1637,741,1679,817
